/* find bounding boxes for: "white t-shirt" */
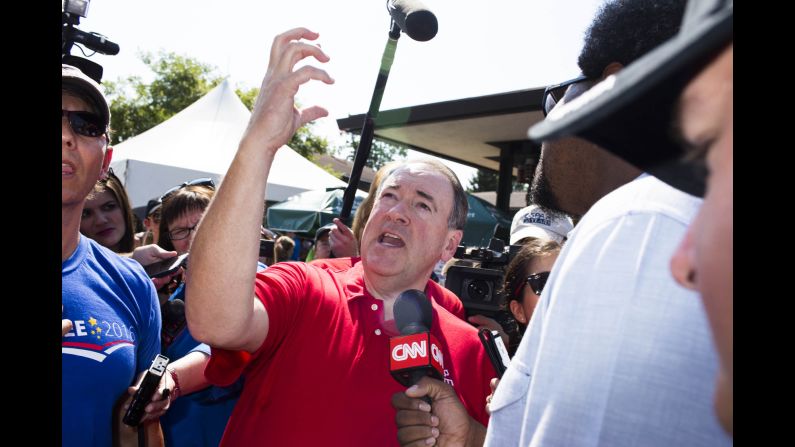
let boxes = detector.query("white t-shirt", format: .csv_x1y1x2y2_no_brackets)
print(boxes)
485,174,731,447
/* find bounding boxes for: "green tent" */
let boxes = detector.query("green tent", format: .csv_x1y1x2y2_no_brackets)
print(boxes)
266,188,367,235
461,194,512,247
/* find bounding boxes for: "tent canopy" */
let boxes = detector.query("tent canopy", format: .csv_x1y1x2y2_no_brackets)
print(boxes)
110,79,346,211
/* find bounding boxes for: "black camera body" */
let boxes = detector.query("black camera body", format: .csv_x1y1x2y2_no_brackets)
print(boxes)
445,238,522,333
62,0,119,83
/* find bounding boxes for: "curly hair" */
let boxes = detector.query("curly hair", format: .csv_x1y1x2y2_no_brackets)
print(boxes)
578,0,686,78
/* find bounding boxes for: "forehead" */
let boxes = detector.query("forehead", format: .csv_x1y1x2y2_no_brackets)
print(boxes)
62,92,93,112
382,165,453,195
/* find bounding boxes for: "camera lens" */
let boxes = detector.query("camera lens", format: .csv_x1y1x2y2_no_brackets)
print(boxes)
466,280,493,302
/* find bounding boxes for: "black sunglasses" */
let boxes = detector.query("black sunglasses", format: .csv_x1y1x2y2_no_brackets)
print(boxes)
160,178,216,203
62,109,106,137
541,75,590,117
525,271,551,296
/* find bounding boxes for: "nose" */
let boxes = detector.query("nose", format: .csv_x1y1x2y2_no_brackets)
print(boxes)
670,226,697,290
385,201,410,225
62,115,76,150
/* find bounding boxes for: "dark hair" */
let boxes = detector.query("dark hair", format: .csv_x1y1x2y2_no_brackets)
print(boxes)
157,185,215,250
578,0,686,78
85,170,136,253
377,159,469,230
500,239,561,305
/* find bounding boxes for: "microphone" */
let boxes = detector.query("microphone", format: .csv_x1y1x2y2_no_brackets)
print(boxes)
387,0,439,41
66,28,120,55
389,290,444,391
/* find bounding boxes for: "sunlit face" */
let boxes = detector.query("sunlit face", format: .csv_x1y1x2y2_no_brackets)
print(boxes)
167,209,204,255
360,164,462,286
510,252,559,325
80,189,125,251
670,44,733,434
62,94,110,207
144,210,161,243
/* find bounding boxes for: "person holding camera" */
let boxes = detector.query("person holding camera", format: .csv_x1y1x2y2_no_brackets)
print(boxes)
62,64,169,447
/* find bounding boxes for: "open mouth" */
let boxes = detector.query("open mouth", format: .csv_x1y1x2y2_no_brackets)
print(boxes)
378,232,405,248
62,162,75,175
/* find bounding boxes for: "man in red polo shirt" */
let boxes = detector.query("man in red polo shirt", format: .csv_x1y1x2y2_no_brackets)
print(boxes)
186,27,495,446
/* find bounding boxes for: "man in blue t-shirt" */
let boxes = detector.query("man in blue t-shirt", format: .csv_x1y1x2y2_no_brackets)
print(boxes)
62,65,170,446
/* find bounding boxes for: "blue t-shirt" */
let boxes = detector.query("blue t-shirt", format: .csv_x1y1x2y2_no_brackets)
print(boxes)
62,235,161,447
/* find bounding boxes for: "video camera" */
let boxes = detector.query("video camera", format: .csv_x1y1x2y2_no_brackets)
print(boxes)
62,0,119,83
444,238,522,331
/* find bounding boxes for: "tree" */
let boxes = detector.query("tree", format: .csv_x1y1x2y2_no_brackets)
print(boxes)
467,170,499,192
104,51,223,144
236,86,331,159
345,135,408,171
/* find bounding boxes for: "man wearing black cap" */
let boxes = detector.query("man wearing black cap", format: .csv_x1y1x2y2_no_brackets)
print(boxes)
135,197,163,247
62,65,170,445
391,0,733,445
531,0,733,434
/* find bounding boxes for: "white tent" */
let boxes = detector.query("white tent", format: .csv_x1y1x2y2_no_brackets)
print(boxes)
110,79,346,210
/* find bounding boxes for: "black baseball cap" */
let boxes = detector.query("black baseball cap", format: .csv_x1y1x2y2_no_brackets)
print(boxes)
528,0,733,197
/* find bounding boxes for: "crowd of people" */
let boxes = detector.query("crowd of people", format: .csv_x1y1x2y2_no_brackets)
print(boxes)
62,0,732,445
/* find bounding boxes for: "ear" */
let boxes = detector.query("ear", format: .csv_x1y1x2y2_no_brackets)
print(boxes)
601,62,624,79
100,145,113,180
439,229,463,262
509,300,526,324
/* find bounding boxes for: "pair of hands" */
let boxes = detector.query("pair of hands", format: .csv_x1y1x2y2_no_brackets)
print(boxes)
391,377,498,447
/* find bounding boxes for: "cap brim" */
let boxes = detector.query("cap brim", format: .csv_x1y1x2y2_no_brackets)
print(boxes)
528,5,732,198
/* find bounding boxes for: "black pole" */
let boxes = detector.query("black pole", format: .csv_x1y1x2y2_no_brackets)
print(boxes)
339,21,402,223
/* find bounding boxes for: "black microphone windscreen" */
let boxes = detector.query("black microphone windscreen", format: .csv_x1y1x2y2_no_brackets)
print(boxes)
394,289,433,334
388,0,438,41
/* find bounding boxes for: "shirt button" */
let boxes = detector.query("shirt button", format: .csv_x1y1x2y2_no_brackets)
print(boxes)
374,329,382,336
371,304,378,311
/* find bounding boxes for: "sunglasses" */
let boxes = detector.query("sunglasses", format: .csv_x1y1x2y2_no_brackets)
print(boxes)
160,178,216,203
62,109,106,137
541,75,590,117
525,271,551,296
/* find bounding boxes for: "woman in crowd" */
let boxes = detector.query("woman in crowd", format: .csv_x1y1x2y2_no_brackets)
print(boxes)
80,169,136,254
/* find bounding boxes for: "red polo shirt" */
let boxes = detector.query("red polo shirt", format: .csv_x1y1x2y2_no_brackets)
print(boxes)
309,257,467,320
206,261,494,446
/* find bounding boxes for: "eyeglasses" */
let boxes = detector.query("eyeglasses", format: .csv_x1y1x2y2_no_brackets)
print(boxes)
541,75,590,117
168,222,198,241
62,109,106,137
159,178,215,203
525,271,551,296
149,210,161,224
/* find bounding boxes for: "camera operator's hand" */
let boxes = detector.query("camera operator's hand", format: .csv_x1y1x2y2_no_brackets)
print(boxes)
241,27,334,156
392,376,486,447
467,314,509,347
329,218,358,257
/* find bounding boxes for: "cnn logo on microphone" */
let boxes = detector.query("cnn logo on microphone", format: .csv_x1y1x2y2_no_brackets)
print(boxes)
389,333,444,372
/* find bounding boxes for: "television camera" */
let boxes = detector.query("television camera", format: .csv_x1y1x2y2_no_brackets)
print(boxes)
444,238,522,336
62,0,119,83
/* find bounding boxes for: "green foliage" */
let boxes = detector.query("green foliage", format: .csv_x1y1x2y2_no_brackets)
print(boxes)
235,85,331,159
467,170,499,192
346,135,408,171
105,51,222,144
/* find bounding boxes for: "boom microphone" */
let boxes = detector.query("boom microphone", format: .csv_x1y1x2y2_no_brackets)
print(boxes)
387,0,439,41
390,290,444,391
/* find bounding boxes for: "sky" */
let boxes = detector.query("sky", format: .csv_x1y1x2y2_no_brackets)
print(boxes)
72,0,606,185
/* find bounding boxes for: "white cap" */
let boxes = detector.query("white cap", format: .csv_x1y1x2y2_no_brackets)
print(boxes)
510,204,574,245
